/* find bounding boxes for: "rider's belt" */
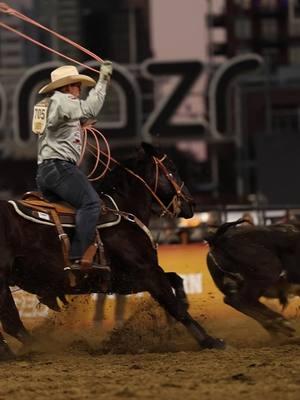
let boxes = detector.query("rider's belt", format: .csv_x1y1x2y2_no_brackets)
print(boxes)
40,158,76,165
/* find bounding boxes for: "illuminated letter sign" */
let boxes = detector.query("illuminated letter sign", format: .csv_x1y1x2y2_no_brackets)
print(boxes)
208,53,263,136
142,60,206,138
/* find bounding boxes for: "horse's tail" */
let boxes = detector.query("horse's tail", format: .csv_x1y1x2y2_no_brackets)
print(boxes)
204,218,247,247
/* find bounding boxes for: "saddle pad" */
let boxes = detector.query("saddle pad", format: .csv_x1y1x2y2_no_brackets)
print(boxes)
8,194,121,229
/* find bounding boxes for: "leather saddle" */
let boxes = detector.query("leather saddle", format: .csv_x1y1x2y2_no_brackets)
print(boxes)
9,191,121,228
8,191,121,271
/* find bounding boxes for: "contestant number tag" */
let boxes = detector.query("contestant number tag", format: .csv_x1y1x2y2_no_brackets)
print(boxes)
32,99,49,135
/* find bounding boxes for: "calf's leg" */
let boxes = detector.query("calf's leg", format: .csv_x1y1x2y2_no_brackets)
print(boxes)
224,281,295,337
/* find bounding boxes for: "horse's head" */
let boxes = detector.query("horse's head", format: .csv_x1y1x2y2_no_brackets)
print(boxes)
140,142,194,219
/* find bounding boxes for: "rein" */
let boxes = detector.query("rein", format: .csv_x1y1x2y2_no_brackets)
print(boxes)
86,141,189,218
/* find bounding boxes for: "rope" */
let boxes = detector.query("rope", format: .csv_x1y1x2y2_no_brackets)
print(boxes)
79,126,111,182
0,21,99,73
0,2,102,70
77,125,178,216
87,127,111,181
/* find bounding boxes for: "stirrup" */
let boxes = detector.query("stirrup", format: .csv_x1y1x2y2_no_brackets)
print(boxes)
64,261,111,272
64,260,81,271
90,263,111,272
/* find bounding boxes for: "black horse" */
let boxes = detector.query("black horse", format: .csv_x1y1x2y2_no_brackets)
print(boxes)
0,143,224,360
206,219,300,338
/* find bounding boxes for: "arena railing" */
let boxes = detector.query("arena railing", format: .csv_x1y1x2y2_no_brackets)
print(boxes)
149,204,300,245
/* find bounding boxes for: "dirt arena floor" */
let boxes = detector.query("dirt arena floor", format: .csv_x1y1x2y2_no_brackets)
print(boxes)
2,297,300,400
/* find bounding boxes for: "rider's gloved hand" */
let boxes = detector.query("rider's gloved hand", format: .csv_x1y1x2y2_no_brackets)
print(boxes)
100,60,113,82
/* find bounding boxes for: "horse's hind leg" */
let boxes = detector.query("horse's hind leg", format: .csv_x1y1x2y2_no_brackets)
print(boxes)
0,278,15,361
147,267,225,349
0,277,31,352
0,332,15,361
0,287,32,344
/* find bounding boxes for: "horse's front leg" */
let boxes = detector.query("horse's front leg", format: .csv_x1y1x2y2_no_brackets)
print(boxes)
224,281,295,337
163,271,189,329
165,271,189,309
147,267,225,350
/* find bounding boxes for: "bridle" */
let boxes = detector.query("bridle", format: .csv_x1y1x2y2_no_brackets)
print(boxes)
152,154,193,218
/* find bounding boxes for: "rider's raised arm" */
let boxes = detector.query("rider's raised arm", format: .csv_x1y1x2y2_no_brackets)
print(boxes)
51,61,113,122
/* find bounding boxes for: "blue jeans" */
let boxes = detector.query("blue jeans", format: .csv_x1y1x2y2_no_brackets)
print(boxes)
36,159,101,259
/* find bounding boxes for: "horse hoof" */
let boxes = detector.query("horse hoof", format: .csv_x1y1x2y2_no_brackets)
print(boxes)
201,337,226,350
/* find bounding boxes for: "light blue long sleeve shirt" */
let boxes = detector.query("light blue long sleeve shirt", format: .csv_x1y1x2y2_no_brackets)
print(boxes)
36,78,107,164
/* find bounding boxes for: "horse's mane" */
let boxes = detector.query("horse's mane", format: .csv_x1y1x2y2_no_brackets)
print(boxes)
101,158,137,189
95,152,147,195
94,143,163,195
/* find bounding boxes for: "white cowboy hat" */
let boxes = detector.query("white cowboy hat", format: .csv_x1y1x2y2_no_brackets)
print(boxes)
38,65,96,94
